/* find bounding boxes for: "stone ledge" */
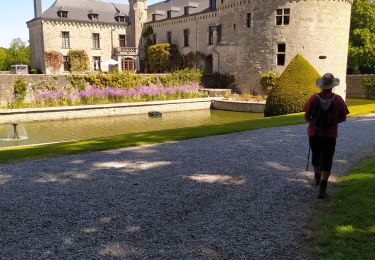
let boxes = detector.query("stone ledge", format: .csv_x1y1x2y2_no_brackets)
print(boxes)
212,100,265,113
0,97,223,124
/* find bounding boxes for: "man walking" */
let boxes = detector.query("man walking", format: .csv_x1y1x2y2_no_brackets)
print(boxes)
304,73,349,199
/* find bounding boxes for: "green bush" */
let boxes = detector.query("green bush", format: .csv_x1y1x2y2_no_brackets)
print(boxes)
260,71,279,95
70,75,87,90
201,73,236,89
147,43,182,73
159,69,203,86
13,78,27,100
84,72,143,89
264,54,320,117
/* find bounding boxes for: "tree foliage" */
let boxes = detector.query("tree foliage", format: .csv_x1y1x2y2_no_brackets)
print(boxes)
348,0,375,74
0,38,30,71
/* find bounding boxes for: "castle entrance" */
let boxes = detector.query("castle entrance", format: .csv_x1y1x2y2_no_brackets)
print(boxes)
121,58,135,72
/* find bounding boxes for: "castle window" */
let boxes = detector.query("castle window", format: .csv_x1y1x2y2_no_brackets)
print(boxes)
119,35,126,47
276,8,290,25
277,43,286,66
61,31,70,49
167,31,172,44
246,13,252,28
184,29,190,47
89,13,99,21
184,7,189,16
152,34,157,44
152,14,157,22
63,56,71,71
209,0,217,10
167,11,172,19
116,15,126,23
57,11,68,18
93,56,101,71
92,33,100,49
208,26,215,45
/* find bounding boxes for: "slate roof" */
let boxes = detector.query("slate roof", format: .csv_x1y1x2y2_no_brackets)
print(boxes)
41,0,129,23
147,0,210,22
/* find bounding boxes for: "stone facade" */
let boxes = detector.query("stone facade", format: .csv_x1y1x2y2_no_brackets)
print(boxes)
27,0,147,74
28,0,353,98
146,0,353,97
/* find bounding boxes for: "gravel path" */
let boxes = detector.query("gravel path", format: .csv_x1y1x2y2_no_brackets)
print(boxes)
1,114,375,259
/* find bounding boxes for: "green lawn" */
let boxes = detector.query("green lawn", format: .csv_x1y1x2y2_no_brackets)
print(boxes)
0,98,374,164
312,156,375,259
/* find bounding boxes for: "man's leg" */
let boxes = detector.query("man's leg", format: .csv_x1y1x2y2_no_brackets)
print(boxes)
309,137,321,185
318,137,336,199
318,171,330,199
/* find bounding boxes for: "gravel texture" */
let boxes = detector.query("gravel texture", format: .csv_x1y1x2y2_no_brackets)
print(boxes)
1,114,375,259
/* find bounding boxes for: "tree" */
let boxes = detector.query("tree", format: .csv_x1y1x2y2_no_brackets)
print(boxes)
7,38,30,66
0,48,8,71
348,0,375,74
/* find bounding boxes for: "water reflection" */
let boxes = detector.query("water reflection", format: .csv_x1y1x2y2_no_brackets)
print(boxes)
0,110,263,148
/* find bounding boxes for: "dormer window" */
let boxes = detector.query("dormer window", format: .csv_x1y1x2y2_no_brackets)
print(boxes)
209,0,216,10
184,7,189,16
57,10,68,18
117,16,126,23
89,13,99,21
167,11,172,19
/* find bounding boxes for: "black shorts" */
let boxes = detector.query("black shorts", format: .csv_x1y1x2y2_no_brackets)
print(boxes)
309,136,336,172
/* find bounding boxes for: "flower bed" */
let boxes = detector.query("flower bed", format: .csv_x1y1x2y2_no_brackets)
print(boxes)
7,84,206,108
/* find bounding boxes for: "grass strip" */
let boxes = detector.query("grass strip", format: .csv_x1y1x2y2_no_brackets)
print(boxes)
312,156,375,259
0,99,374,164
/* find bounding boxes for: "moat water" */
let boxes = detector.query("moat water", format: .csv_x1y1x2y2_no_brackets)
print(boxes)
0,110,263,148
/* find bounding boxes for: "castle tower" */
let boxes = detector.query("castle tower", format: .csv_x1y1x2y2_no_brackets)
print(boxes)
129,0,147,50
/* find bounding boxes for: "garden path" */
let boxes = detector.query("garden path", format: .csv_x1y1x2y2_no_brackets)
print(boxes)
1,114,375,259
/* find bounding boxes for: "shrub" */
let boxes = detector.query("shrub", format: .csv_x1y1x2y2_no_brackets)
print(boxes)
147,43,182,72
13,78,27,100
70,75,87,90
68,50,90,72
260,71,279,95
264,54,320,117
84,72,143,89
201,73,236,89
159,69,203,86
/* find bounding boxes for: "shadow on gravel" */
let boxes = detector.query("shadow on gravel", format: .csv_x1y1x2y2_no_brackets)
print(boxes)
1,114,375,259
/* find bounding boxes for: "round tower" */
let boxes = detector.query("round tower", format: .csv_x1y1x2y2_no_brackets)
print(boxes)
216,0,353,98
129,0,147,50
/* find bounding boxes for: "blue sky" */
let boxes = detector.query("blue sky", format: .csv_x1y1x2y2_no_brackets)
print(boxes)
0,0,159,48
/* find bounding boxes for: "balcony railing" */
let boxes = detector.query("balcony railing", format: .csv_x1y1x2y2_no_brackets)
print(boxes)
114,47,138,56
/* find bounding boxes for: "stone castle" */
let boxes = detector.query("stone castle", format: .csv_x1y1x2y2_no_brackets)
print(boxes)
28,0,353,96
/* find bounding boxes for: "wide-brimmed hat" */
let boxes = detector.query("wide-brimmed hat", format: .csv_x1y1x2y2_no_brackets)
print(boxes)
316,73,340,89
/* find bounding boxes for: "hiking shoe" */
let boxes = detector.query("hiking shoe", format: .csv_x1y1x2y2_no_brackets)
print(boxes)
317,192,327,199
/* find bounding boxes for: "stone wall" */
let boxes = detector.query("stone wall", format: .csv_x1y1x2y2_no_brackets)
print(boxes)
346,75,375,99
146,0,353,97
0,74,72,105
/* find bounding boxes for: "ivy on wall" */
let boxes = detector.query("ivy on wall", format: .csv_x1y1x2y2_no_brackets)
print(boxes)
45,51,63,72
147,43,182,73
68,50,90,72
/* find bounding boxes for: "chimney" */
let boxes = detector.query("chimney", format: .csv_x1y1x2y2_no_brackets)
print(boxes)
34,0,42,18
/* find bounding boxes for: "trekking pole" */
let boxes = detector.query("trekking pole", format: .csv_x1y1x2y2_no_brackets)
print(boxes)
306,147,311,171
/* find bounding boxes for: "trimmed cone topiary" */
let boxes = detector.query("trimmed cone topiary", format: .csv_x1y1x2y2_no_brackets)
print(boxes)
264,54,320,117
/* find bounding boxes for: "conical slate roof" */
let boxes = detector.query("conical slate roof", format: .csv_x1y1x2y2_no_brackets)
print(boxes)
41,0,129,23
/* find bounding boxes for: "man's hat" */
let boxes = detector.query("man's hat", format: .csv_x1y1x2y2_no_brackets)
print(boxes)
316,73,340,90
